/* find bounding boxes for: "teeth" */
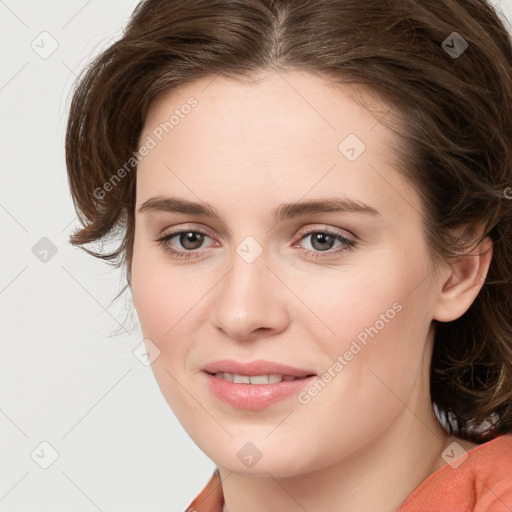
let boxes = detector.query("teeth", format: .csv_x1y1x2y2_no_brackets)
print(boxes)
233,374,250,384
248,375,269,384
214,372,300,384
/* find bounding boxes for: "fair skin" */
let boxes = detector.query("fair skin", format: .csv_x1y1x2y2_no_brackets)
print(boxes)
130,70,492,512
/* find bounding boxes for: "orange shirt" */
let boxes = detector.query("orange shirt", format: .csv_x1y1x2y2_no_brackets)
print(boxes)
186,434,512,512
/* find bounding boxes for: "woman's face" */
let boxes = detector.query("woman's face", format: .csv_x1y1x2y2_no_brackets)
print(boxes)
131,70,444,476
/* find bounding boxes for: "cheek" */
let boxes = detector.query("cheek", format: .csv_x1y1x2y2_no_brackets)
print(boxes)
289,272,433,463
302,252,433,392
289,261,416,354
131,238,189,347
132,275,194,356
131,245,198,413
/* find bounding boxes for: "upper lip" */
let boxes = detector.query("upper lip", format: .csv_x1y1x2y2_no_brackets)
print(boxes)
202,359,316,377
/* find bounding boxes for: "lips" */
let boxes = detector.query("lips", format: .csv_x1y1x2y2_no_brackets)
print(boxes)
201,359,318,409
203,371,318,410
201,359,316,378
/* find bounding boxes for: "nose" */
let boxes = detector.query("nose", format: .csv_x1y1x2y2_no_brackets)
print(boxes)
211,245,289,341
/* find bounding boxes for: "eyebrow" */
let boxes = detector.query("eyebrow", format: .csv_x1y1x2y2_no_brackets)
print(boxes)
137,196,380,222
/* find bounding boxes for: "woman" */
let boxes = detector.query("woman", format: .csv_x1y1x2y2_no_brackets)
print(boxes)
65,0,512,510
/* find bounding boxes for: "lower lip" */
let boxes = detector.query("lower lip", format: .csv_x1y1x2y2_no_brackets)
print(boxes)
203,372,317,410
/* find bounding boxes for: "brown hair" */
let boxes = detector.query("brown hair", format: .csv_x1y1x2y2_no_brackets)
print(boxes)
65,0,512,443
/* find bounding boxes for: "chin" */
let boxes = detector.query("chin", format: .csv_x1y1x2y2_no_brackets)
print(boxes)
203,440,317,478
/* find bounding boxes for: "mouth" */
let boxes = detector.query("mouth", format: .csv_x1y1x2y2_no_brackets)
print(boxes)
205,371,315,384
202,369,318,410
201,359,316,379
200,359,318,409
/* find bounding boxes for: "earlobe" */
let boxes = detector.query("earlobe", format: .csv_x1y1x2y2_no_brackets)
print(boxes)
432,236,493,323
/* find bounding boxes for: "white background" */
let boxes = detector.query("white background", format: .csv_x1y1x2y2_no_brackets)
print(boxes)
1,1,511,510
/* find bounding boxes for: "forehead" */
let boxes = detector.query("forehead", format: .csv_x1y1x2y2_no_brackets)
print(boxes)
136,70,421,223
143,70,393,151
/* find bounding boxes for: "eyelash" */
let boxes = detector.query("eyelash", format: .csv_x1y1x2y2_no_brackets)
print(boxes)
156,226,356,260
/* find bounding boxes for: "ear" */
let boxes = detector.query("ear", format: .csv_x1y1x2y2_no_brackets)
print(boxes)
432,232,493,323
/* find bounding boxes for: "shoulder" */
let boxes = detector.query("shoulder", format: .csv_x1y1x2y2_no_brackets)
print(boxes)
470,434,512,511
185,468,224,512
398,434,512,512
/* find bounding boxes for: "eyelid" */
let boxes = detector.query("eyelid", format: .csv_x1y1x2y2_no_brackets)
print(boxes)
159,223,219,240
297,224,356,240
